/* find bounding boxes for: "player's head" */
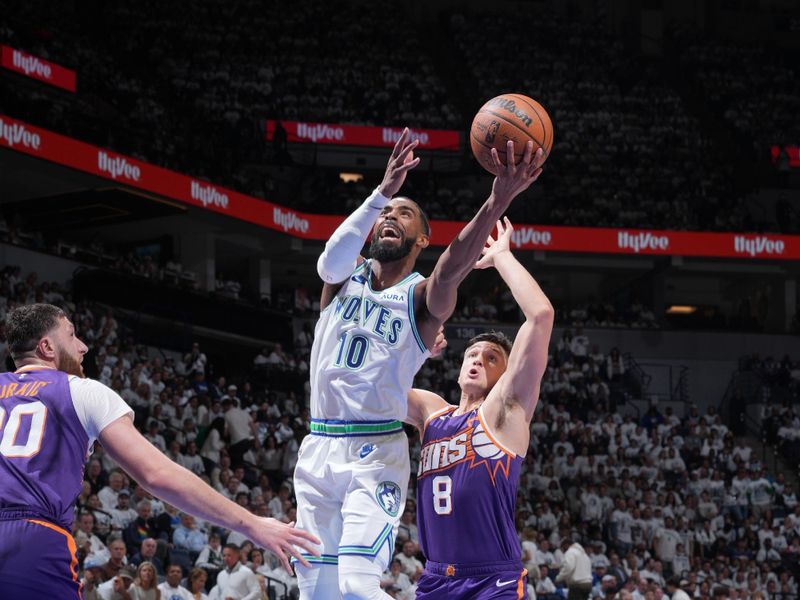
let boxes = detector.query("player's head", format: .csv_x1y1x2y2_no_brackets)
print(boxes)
369,197,430,264
458,331,513,396
6,303,87,376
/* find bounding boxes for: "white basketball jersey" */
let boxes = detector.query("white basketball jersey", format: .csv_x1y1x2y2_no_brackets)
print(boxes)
309,260,430,421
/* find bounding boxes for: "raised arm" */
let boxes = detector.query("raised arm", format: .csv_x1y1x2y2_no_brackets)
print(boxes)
481,218,554,425
99,416,319,573
418,142,545,341
317,128,419,308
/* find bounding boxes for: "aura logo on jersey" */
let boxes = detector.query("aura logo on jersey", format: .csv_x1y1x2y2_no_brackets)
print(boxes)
332,295,404,345
375,481,402,517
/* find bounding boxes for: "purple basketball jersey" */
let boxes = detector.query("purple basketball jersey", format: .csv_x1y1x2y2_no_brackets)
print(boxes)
0,369,89,529
417,406,524,566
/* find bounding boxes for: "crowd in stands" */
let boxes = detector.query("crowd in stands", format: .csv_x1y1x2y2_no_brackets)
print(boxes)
449,285,660,330
2,4,796,234
672,26,800,157
3,256,800,599
742,354,800,480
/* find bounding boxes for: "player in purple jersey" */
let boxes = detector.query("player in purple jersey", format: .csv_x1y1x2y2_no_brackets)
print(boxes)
0,304,319,598
406,216,554,599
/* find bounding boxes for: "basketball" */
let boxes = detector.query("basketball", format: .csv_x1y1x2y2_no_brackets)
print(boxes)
470,93,554,174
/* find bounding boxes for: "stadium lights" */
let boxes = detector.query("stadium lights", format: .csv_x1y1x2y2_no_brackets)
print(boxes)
339,172,364,183
666,305,698,314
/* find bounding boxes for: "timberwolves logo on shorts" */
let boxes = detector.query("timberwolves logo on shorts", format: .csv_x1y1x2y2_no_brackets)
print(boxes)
375,481,402,517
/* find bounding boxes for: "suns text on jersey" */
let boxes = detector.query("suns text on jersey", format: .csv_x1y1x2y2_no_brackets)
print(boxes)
417,430,471,478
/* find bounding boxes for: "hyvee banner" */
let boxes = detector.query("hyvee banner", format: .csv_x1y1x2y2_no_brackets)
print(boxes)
771,145,800,168
2,115,799,260
266,120,461,151
1,46,76,92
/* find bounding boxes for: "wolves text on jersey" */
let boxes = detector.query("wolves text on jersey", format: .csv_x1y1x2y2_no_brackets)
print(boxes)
332,295,404,345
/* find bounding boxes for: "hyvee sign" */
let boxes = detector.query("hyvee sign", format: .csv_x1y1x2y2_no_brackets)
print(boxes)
266,120,460,151
1,115,798,260
1,46,77,92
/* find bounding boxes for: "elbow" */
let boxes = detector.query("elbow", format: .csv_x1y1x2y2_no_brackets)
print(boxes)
138,463,170,494
532,304,555,325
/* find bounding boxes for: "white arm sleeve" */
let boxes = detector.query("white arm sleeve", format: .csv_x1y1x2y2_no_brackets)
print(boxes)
317,187,390,284
69,377,134,443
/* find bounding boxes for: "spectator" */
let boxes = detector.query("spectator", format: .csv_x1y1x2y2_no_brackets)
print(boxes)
201,418,227,466
129,538,164,575
130,561,160,600
184,342,207,377
110,489,138,531
209,544,260,600
394,540,423,581
96,565,136,600
223,398,254,468
124,500,158,549
173,513,209,557
195,532,224,573
100,538,128,583
555,540,593,599
81,556,106,600
75,512,110,564
158,564,192,600
380,558,413,597
98,471,126,511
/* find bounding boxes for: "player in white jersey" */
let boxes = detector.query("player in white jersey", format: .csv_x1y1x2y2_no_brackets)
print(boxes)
294,129,546,600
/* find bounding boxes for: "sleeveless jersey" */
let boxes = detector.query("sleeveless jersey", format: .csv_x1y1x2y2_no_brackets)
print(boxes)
417,405,524,565
309,259,430,421
0,368,131,529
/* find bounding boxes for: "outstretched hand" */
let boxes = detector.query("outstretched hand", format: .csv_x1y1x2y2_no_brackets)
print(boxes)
253,517,321,574
490,140,544,206
475,217,514,270
378,127,420,198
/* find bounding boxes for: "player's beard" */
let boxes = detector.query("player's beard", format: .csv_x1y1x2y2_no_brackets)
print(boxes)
369,232,415,263
57,347,85,378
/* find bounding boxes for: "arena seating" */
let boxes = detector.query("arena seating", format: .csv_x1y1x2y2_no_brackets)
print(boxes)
2,264,796,598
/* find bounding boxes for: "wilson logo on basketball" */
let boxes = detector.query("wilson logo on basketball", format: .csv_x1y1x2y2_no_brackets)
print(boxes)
190,181,229,210
486,98,533,127
617,231,669,253
734,235,785,257
97,151,141,181
0,119,41,150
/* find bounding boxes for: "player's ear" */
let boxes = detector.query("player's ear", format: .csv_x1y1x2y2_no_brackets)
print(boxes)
416,234,430,250
37,334,57,360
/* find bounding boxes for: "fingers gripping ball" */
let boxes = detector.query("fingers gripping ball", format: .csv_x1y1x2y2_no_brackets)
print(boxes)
470,93,554,173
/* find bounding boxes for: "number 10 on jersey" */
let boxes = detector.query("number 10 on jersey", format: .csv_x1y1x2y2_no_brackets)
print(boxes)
334,332,370,370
